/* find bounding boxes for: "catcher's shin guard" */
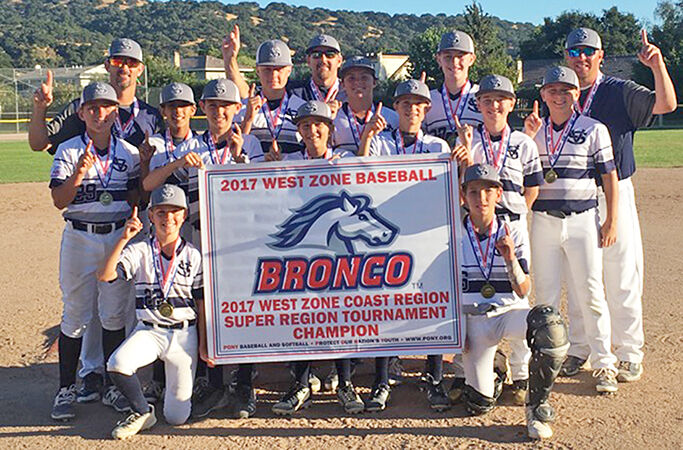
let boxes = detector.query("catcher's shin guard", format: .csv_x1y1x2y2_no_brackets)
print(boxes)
462,384,496,416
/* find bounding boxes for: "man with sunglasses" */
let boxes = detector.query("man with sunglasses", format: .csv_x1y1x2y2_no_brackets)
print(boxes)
551,27,677,383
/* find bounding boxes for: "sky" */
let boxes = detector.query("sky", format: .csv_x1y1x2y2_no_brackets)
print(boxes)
232,1,662,26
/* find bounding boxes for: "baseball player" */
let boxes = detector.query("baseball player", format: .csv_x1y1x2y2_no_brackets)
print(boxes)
98,184,204,439
459,163,568,440
528,65,620,393
289,34,346,109
423,30,483,145
554,27,677,382
49,82,140,421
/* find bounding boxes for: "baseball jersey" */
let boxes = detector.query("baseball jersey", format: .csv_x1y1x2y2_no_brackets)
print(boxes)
460,215,530,314
532,113,616,214
466,126,543,216
234,90,306,157
50,133,140,223
116,238,202,326
423,82,482,145
332,102,399,155
46,97,162,154
368,129,450,156
288,77,347,103
577,74,655,181
148,130,198,187
278,147,354,161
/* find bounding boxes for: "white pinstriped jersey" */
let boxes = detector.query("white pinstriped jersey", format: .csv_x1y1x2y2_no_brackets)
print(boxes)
466,126,543,216
423,83,483,144
460,215,530,314
332,103,399,155
532,114,616,214
50,133,139,223
368,129,450,156
148,131,196,171
117,238,202,326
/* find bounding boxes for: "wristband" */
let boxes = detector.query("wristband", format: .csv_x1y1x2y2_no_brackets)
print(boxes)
506,258,526,286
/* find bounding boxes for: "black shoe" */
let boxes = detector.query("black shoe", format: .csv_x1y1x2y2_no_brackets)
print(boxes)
77,372,103,403
365,383,391,412
388,357,404,386
272,382,311,415
560,356,587,377
424,375,450,411
191,385,230,418
233,384,256,419
448,377,465,403
336,382,364,414
508,378,528,406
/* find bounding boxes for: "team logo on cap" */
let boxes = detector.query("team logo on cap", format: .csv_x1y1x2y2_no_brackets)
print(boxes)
306,103,319,113
161,185,175,198
491,77,503,88
214,82,227,95
406,80,421,91
475,165,490,177
93,83,110,96
118,39,133,51
451,33,460,44
551,67,566,79
576,29,589,41
268,45,282,59
170,83,184,95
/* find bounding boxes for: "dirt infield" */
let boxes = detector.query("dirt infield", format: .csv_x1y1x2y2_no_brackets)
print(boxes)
1,169,681,449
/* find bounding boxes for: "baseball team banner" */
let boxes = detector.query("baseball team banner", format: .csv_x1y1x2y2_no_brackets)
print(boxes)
199,154,464,364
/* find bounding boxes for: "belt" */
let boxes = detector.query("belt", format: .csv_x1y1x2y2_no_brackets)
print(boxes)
142,319,197,330
497,212,520,222
462,303,497,316
68,218,126,234
542,208,591,219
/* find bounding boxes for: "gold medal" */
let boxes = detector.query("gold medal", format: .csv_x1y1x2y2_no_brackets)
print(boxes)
99,191,113,205
158,302,174,318
480,283,496,299
544,169,558,184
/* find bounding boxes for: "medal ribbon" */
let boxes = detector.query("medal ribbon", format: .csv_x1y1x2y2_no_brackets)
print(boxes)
575,72,603,116
261,93,290,140
310,78,339,102
152,237,182,301
304,148,332,160
345,103,373,149
85,133,116,189
394,130,424,155
114,98,139,138
164,129,192,162
480,126,510,172
204,131,232,165
465,217,501,282
441,81,471,131
544,112,579,169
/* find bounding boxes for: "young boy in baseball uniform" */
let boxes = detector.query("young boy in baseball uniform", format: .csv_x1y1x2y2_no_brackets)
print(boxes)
459,163,568,440
530,66,620,393
49,82,140,420
99,184,204,439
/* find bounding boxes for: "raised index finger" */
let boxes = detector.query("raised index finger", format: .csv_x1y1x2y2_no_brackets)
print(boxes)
131,206,138,219
46,69,53,87
375,102,383,116
249,83,256,98
454,114,462,129
641,29,649,46
532,100,539,115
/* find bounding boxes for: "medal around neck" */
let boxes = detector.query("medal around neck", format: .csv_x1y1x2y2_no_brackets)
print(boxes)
99,191,113,206
544,169,558,184
480,282,496,299
158,302,174,318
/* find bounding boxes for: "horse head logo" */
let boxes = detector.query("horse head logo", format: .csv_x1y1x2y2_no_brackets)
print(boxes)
268,190,399,255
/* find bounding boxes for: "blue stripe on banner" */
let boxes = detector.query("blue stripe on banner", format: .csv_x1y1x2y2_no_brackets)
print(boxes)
532,199,596,214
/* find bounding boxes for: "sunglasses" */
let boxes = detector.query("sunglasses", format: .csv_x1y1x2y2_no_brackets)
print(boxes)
567,47,598,58
109,56,142,68
309,50,339,59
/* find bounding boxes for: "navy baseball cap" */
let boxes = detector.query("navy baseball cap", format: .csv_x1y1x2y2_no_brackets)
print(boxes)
438,30,475,54
256,40,293,66
79,82,119,106
462,164,503,188
565,28,602,50
393,79,431,103
160,82,195,105
306,34,341,53
108,38,143,62
339,56,377,79
293,100,334,125
200,79,240,103
150,184,187,210
542,66,580,89
476,74,516,99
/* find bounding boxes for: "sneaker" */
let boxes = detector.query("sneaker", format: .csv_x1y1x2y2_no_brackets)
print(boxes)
617,361,643,382
425,376,451,412
191,385,230,418
102,385,133,413
593,368,618,394
448,377,465,403
233,384,256,419
111,404,157,440
365,383,391,412
324,365,339,392
509,379,528,406
272,383,311,415
51,385,77,421
388,357,404,386
526,405,553,439
309,372,321,394
77,373,103,403
559,356,587,377
336,382,364,414
142,380,164,404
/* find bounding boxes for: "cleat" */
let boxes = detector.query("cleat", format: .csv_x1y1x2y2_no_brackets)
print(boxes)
102,385,132,413
233,384,256,419
324,365,339,392
142,380,164,404
509,378,528,406
111,404,157,440
77,372,103,403
617,361,643,382
308,372,321,394
191,385,230,418
526,405,553,439
51,385,77,421
424,374,450,411
559,356,586,377
365,383,391,412
448,377,465,403
594,368,618,394
336,382,364,414
272,383,311,415
388,357,404,386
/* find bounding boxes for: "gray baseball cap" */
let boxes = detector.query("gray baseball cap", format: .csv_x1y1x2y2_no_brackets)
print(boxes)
462,163,503,188
160,82,195,105
542,66,580,89
79,82,119,106
150,184,187,210
393,79,431,103
108,38,143,62
200,79,240,103
293,100,333,125
256,40,293,66
565,28,602,50
476,74,516,99
306,34,341,53
438,30,475,54
339,56,377,79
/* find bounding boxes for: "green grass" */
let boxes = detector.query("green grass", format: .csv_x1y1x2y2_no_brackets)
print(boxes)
0,129,681,183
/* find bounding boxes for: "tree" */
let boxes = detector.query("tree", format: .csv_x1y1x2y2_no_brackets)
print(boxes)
144,55,196,87
407,26,447,84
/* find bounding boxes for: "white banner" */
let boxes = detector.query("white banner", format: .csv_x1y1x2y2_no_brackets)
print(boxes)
199,154,464,364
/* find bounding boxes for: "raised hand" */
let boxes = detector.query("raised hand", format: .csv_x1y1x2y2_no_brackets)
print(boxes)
229,124,246,163
139,131,155,163
181,152,204,169
637,29,664,70
451,144,472,165
362,102,387,140
327,99,342,119
76,147,96,177
122,206,143,241
265,140,282,162
245,84,264,119
221,23,241,61
523,100,542,139
419,71,427,83
494,225,515,262
33,69,53,110
453,115,473,150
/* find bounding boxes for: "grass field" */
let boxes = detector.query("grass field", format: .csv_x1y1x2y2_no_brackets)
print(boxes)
1,129,682,184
